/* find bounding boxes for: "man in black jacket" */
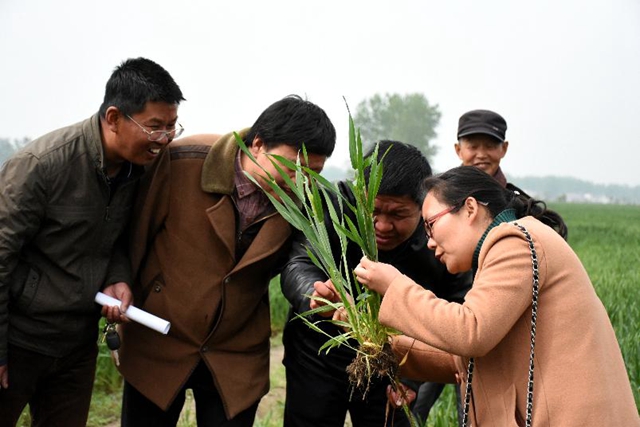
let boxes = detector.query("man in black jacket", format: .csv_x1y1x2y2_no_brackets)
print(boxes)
280,140,472,427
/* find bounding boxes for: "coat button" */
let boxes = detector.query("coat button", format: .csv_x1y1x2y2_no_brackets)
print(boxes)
154,285,162,292
202,346,209,352
224,277,231,284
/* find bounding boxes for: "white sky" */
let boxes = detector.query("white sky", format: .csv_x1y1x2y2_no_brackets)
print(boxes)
1,0,639,185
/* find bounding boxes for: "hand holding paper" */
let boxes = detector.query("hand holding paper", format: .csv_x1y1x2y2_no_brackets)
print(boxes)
95,292,171,334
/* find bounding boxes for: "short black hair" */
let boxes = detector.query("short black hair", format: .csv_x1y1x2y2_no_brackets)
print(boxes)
98,57,185,118
364,140,432,205
244,95,336,157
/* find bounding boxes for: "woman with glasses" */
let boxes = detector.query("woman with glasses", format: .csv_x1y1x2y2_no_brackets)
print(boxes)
354,166,639,426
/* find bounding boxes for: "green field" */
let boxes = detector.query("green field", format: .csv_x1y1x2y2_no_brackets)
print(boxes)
17,203,640,426
555,203,639,405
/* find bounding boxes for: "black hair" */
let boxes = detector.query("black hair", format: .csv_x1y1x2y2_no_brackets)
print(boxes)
423,166,568,239
364,140,432,205
244,95,336,157
98,57,185,118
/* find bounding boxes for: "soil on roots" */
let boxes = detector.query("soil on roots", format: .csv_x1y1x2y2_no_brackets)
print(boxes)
346,341,398,399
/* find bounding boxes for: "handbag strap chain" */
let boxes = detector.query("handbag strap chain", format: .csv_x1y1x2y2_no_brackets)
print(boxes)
461,222,539,427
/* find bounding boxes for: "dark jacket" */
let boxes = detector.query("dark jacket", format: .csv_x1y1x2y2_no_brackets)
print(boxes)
118,133,292,419
281,181,472,375
0,114,142,363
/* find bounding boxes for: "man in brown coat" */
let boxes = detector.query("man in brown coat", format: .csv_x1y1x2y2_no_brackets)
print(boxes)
117,95,336,426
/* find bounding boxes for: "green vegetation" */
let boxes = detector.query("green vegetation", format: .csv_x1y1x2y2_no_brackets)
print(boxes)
16,203,639,426
552,203,640,405
0,137,29,165
354,92,441,160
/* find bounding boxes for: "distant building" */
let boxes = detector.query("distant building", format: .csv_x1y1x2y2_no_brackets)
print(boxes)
564,193,612,204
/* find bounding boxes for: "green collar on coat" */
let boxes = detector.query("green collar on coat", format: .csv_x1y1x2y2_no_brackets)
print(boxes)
472,208,517,274
201,128,250,194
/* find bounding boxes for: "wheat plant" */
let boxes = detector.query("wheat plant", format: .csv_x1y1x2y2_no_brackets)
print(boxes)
236,109,417,425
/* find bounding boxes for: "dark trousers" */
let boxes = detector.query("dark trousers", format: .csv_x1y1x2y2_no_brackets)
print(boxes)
0,342,98,427
121,360,258,427
283,356,409,427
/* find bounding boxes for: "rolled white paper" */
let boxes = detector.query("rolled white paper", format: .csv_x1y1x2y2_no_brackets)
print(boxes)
95,292,171,335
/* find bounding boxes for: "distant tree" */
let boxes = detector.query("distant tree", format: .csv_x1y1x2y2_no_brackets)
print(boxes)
0,137,30,166
0,138,15,165
353,92,441,160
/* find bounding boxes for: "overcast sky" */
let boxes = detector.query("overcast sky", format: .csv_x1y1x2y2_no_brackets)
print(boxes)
2,0,639,186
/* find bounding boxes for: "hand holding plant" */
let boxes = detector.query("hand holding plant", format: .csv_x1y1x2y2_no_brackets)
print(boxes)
387,383,417,408
354,256,403,296
309,280,341,316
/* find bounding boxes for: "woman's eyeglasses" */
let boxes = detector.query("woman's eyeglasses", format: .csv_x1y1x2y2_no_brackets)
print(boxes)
423,200,489,240
423,206,456,240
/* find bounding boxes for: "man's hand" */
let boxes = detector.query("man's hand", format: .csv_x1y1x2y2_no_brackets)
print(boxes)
309,280,341,317
101,282,133,324
387,383,417,408
0,364,8,389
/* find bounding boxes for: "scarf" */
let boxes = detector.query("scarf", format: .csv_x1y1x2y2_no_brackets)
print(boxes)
472,208,517,274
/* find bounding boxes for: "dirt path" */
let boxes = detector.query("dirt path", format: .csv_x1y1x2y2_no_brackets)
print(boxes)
256,343,286,419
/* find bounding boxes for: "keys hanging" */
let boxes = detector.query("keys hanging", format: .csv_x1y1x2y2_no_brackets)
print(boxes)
102,322,121,366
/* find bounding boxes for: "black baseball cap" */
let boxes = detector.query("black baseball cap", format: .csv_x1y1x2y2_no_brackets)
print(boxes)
457,109,507,143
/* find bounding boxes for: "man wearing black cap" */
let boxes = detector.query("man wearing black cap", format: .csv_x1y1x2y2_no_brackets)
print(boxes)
455,109,510,187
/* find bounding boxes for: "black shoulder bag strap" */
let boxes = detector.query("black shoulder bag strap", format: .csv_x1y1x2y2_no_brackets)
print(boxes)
461,223,540,427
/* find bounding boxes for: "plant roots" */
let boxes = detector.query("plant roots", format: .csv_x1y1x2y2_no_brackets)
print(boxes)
346,341,398,399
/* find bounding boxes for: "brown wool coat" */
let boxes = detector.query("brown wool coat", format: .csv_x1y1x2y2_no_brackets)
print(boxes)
117,132,291,418
382,217,639,426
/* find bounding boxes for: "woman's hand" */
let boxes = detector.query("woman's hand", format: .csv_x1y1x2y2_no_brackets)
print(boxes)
353,257,401,296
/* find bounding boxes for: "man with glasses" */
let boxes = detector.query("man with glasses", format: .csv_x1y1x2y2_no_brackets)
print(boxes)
0,57,184,426
116,95,336,427
280,140,472,427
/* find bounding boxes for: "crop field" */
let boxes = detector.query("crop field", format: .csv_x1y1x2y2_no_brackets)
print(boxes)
16,203,639,426
553,203,639,405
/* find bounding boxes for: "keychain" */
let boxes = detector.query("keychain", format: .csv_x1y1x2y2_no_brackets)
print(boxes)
101,322,121,366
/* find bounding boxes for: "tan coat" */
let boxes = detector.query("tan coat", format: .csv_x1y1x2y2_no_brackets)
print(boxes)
118,132,291,418
382,217,639,426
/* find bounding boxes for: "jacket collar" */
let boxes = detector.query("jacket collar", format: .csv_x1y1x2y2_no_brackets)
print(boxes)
85,113,105,171
492,166,508,188
85,113,144,180
201,128,250,194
